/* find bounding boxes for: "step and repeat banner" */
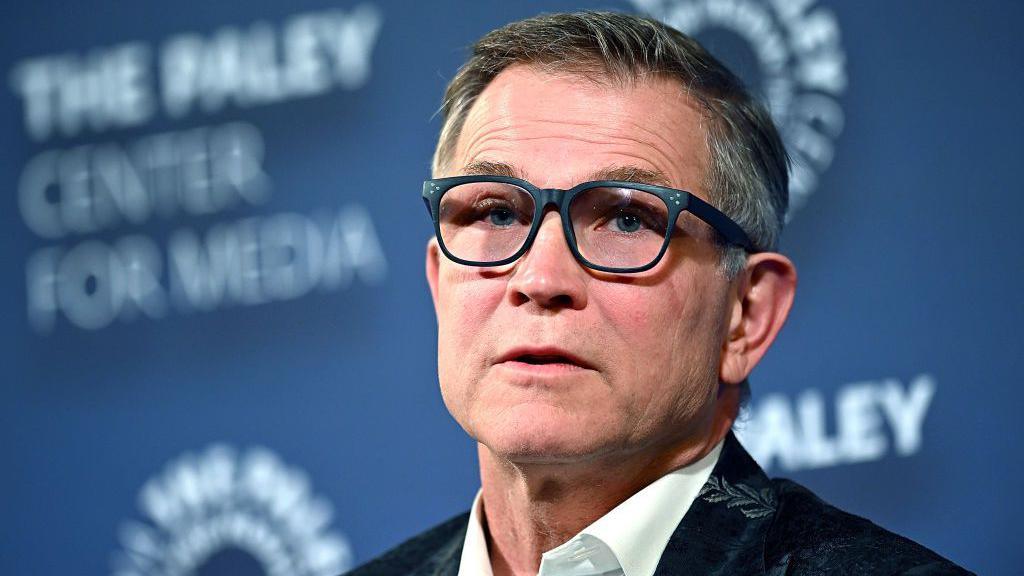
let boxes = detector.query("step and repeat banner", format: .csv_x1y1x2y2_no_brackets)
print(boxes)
3,1,1020,574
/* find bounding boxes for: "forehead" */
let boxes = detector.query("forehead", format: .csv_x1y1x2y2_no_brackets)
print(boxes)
452,65,709,195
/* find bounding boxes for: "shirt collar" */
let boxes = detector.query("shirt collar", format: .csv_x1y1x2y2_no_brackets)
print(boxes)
459,490,494,576
457,440,724,576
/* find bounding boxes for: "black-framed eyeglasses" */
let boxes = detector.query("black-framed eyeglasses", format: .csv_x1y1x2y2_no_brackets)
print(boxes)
422,175,756,273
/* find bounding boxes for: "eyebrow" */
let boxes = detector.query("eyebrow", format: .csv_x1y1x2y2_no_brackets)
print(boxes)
591,166,673,188
461,160,524,179
460,161,674,189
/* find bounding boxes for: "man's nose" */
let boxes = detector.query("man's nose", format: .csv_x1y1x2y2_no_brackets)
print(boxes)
505,211,588,310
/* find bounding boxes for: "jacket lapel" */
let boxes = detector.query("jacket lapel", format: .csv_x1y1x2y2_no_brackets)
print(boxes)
409,522,464,576
653,432,775,576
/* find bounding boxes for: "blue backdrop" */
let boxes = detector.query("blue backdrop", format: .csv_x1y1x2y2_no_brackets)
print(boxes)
3,1,1021,574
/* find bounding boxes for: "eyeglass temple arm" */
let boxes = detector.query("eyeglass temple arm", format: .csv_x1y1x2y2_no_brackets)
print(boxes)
686,194,757,252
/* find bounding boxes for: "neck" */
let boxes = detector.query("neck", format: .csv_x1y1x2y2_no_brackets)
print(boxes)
478,431,726,576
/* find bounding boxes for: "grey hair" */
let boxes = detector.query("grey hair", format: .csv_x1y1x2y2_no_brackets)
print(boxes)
431,11,790,278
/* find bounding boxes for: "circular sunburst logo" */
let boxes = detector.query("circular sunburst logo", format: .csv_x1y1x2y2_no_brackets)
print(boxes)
111,444,353,576
632,0,848,219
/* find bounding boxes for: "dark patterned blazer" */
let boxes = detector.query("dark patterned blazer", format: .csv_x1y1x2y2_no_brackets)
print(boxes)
347,432,972,575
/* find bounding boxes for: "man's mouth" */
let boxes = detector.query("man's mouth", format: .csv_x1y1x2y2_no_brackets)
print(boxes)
517,354,577,366
498,348,594,371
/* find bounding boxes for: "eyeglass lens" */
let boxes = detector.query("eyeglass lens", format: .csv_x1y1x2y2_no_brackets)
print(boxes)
437,182,671,269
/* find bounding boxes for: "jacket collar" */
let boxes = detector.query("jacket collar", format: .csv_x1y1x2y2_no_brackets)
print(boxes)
653,431,775,576
411,523,464,576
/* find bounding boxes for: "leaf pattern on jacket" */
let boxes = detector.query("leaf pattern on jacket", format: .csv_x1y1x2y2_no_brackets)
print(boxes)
699,475,777,519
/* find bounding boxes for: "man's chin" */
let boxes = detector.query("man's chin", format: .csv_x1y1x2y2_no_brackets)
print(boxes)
479,426,613,466
466,401,626,465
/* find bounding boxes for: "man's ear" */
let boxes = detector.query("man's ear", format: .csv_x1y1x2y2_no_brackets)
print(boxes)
720,252,797,385
426,237,441,311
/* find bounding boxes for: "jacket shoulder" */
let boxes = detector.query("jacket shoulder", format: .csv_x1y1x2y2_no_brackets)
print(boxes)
766,479,973,575
345,511,469,576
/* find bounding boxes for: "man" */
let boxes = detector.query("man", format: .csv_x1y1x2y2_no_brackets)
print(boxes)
350,11,970,576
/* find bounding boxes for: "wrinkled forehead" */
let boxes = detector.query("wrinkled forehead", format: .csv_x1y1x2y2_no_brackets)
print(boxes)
450,64,710,196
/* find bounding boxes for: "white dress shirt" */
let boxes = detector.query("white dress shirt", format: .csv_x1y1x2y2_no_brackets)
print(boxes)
457,440,723,576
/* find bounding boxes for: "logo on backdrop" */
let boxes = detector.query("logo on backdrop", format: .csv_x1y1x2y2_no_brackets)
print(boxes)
735,374,936,472
631,0,847,218
9,5,388,334
111,445,353,576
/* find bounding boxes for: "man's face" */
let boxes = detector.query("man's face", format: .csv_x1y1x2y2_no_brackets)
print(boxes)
427,65,736,465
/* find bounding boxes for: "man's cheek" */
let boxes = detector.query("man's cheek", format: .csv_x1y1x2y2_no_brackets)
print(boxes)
601,293,656,340
446,282,505,330
439,299,487,352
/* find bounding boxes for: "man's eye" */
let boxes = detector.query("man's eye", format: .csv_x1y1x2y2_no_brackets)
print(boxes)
603,209,663,235
487,207,516,226
471,198,527,227
612,212,644,233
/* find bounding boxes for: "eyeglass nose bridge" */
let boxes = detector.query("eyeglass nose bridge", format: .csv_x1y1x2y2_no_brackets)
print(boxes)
519,187,583,259
532,186,572,210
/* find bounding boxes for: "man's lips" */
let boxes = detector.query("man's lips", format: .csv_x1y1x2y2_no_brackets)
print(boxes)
495,346,595,371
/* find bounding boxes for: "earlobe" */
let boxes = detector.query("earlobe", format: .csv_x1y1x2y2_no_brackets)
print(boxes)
720,252,797,384
426,237,441,310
